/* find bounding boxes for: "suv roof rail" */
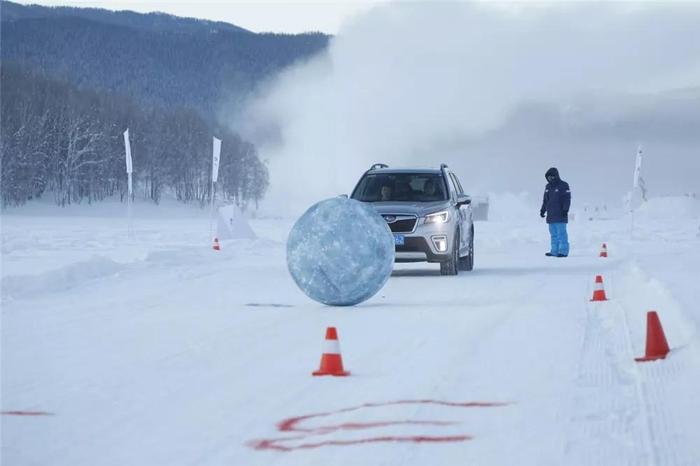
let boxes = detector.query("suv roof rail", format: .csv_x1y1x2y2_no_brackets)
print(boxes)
440,163,449,170
370,163,389,170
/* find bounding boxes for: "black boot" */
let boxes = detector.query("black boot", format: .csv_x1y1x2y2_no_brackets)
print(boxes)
545,252,555,257
556,254,568,258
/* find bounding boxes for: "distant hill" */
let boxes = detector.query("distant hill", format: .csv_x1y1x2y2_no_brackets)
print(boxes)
1,1,327,207
1,1,250,34
0,1,329,118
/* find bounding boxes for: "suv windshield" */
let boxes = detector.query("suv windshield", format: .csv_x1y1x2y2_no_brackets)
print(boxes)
352,173,448,202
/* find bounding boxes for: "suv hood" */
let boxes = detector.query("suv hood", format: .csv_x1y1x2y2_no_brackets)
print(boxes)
368,200,450,217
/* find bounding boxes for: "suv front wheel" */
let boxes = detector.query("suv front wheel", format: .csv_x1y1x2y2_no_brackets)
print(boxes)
439,232,460,276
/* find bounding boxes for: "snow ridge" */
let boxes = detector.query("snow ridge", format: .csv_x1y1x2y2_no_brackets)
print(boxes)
1,255,124,301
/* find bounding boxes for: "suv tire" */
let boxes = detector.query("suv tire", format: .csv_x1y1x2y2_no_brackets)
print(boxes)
440,232,460,276
458,225,474,271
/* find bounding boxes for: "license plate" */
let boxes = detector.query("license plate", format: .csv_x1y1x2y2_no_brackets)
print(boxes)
394,235,405,246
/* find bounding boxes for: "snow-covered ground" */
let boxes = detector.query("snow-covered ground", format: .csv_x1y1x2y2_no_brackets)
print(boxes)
2,197,700,465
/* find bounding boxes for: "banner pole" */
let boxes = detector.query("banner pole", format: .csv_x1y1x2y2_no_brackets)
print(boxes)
128,173,133,238
210,137,222,243
631,145,643,239
210,180,216,240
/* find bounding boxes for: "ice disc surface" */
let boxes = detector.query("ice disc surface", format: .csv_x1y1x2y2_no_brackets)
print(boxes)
287,197,395,306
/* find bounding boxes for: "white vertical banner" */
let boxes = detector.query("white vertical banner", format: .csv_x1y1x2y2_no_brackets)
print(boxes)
123,128,134,238
630,145,644,239
124,129,133,175
124,129,134,194
633,146,643,188
212,137,222,183
210,137,222,242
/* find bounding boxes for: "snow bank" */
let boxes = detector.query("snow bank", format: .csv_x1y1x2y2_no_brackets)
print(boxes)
615,263,697,350
1,196,210,219
635,196,700,220
1,255,124,300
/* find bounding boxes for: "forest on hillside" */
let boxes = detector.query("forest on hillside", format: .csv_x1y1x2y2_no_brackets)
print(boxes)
1,65,268,207
0,1,328,207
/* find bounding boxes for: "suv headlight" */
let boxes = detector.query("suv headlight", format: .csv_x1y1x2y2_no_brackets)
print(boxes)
424,210,449,224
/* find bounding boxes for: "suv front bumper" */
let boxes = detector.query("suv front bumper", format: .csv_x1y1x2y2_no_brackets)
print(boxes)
395,236,452,263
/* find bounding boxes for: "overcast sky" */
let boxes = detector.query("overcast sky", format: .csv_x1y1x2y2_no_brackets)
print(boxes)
13,0,380,33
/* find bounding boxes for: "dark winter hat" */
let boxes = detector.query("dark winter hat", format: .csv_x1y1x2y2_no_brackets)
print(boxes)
545,167,560,180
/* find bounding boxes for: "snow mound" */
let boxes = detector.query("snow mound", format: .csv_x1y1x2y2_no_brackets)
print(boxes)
616,263,697,348
635,196,700,220
1,255,124,300
216,204,256,240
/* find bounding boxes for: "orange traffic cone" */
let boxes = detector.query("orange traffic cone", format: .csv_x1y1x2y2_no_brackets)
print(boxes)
590,275,608,301
212,237,221,251
599,243,608,258
635,311,670,362
313,327,350,376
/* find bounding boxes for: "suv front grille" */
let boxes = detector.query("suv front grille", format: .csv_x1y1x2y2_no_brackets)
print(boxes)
382,215,417,233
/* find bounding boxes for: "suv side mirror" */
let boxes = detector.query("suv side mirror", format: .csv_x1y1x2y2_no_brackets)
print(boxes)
457,194,471,206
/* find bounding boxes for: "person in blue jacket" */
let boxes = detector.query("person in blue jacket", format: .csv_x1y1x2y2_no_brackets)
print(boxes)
540,167,571,257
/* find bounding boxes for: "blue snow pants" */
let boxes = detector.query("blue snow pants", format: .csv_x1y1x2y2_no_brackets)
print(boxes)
548,223,570,256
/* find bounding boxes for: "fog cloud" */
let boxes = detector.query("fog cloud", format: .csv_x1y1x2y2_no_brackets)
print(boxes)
239,2,700,212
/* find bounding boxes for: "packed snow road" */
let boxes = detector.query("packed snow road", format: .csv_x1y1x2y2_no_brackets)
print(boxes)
2,201,699,465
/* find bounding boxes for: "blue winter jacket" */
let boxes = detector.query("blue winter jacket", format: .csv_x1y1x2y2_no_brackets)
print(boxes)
540,167,571,224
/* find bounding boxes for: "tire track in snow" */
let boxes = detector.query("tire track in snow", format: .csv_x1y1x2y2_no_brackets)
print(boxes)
564,294,654,466
614,264,700,466
616,297,657,466
635,358,700,466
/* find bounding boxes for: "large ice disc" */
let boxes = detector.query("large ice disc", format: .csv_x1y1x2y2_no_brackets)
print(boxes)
287,197,395,306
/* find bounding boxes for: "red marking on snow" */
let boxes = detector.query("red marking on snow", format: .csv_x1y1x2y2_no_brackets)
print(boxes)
1,411,53,416
250,399,509,452
250,434,473,452
281,419,457,435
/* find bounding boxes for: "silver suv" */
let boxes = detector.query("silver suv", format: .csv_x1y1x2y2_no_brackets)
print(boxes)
351,163,474,275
